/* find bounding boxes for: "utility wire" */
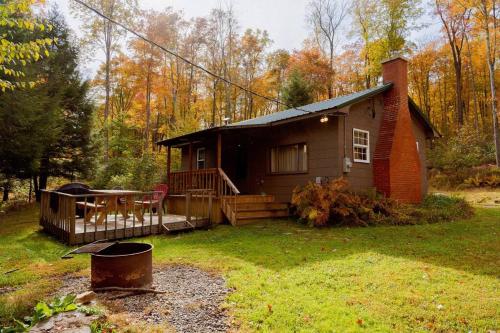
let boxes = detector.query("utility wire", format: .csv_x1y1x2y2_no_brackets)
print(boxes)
72,0,313,115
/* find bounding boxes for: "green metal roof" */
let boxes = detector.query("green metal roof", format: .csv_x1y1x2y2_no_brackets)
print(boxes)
227,83,393,127
157,82,438,146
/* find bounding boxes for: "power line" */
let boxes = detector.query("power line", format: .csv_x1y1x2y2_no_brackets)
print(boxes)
71,0,313,115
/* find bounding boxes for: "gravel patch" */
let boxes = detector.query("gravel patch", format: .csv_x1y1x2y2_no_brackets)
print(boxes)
56,265,231,333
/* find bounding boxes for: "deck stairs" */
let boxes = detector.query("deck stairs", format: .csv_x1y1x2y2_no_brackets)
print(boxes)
221,195,289,226
161,218,210,233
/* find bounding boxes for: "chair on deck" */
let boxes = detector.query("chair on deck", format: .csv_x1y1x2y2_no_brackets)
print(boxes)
135,184,168,215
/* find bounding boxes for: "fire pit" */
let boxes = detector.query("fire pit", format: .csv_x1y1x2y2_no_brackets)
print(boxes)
90,242,153,289
89,242,153,289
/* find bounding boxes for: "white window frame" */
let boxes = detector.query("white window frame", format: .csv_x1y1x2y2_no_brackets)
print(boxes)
196,147,206,169
353,128,370,163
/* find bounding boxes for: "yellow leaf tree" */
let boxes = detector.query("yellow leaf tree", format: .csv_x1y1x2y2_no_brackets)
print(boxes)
0,0,52,91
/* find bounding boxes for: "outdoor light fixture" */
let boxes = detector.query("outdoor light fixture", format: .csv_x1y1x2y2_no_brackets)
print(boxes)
320,115,329,123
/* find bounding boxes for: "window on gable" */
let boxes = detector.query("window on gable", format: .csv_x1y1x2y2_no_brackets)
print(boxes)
196,147,206,169
270,143,308,173
353,129,370,163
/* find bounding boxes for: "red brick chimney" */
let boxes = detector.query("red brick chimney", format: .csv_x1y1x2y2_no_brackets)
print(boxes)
373,57,422,203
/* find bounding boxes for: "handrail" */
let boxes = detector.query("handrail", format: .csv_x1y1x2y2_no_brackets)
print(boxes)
217,168,239,224
40,189,159,198
168,168,218,195
217,168,240,195
170,168,218,175
40,189,164,245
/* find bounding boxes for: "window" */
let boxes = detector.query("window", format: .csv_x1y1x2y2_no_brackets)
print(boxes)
353,128,370,163
196,148,206,169
270,143,308,173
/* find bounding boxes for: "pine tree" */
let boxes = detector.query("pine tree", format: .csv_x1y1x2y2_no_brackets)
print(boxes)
281,69,314,108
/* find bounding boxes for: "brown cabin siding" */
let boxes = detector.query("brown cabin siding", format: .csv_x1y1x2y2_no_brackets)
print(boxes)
242,116,342,202
411,113,429,197
180,139,217,170
341,97,384,192
239,96,385,202
177,95,429,202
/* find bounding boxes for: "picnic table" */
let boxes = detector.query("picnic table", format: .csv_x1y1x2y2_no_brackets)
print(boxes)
77,190,145,225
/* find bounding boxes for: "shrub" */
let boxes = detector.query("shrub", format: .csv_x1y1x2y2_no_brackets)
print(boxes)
428,125,496,170
291,178,473,227
412,194,474,223
291,178,400,227
91,154,163,191
429,165,500,189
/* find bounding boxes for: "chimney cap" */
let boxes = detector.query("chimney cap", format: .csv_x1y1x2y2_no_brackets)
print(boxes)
381,56,409,65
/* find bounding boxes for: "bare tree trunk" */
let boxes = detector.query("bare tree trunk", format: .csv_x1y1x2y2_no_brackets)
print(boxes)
465,35,481,133
104,46,111,161
211,79,218,127
2,180,10,202
152,109,160,153
104,21,112,162
481,0,500,166
28,178,32,203
454,57,465,127
144,58,152,153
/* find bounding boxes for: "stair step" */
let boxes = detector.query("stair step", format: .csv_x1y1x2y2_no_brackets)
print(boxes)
162,220,206,232
234,202,289,211
236,209,289,220
223,195,275,203
163,224,192,232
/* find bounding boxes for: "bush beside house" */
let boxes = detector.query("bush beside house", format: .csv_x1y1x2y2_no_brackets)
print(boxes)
291,178,473,227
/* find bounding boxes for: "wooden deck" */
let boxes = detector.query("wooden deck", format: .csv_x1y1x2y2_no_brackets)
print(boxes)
40,189,213,245
69,213,208,245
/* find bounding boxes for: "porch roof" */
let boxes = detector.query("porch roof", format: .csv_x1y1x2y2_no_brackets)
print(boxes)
157,83,438,147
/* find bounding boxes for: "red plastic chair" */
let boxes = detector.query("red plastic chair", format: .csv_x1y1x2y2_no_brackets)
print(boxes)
135,184,168,214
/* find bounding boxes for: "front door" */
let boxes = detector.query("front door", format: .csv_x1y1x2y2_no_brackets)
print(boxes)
235,144,247,181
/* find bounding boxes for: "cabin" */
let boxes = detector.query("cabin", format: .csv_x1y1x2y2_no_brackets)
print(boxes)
158,57,440,225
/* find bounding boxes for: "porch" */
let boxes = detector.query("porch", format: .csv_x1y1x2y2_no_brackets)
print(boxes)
162,127,315,225
40,189,213,245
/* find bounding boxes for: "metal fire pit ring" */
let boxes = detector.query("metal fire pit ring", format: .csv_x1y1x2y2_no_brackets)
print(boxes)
90,242,153,289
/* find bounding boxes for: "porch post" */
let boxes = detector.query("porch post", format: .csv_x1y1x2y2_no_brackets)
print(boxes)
166,145,171,188
188,142,193,188
217,132,222,169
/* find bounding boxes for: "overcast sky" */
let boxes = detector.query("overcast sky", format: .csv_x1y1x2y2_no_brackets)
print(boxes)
49,0,442,77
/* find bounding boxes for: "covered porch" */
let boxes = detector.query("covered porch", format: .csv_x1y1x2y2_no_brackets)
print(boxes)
161,126,301,225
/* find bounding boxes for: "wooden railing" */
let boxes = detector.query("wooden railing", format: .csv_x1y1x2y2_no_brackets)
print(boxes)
185,189,214,226
40,191,76,244
40,190,163,245
217,168,240,224
168,168,240,223
168,168,240,198
168,168,219,195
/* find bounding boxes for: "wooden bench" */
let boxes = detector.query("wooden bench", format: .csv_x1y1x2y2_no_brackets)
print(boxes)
76,201,106,224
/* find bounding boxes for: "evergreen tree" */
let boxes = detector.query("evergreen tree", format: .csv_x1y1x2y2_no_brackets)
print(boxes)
281,69,314,108
0,8,95,201
282,70,313,107
33,9,95,200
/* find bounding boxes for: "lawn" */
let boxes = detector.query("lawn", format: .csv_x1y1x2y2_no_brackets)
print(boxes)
0,206,499,332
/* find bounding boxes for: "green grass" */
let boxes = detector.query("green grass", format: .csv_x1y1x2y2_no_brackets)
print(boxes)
1,207,499,332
